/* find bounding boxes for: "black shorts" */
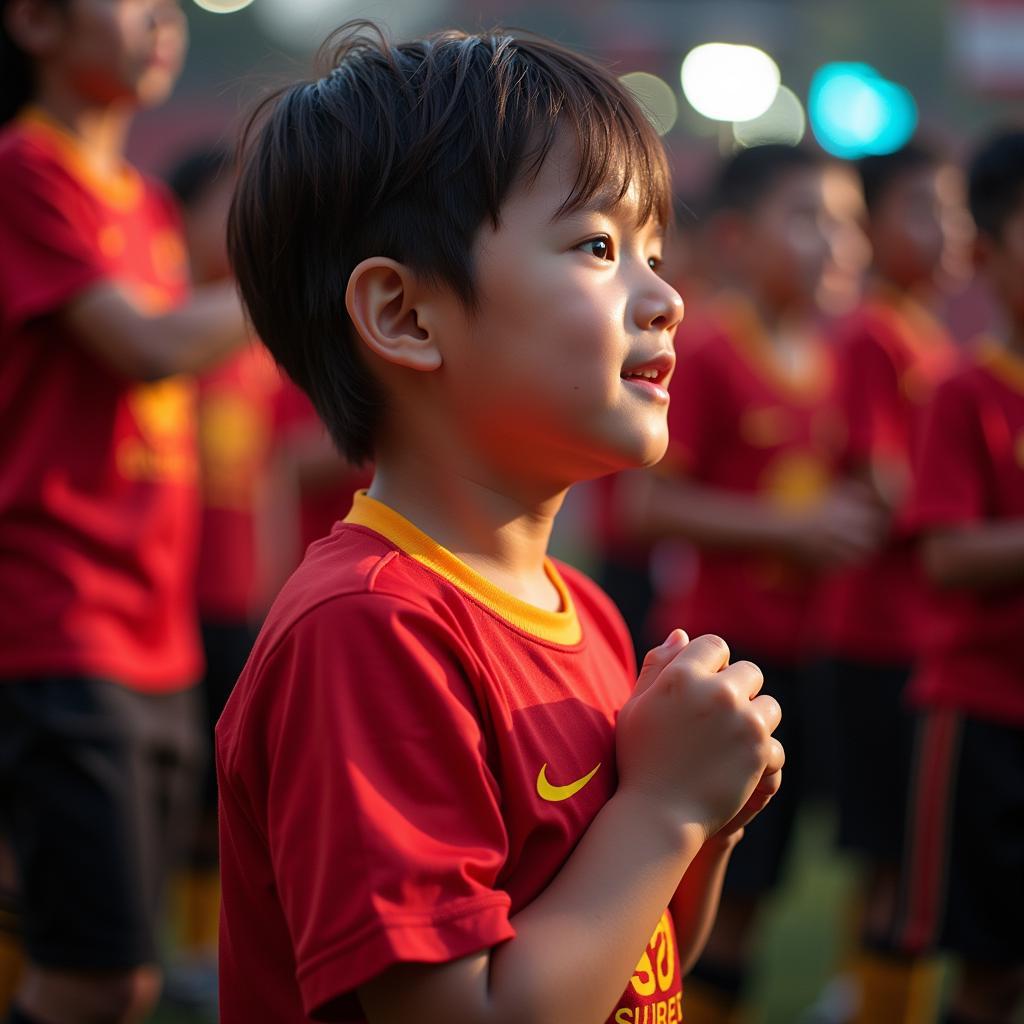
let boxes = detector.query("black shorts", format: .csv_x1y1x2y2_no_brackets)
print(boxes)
830,658,915,862
721,652,813,898
0,676,204,969
886,709,1024,965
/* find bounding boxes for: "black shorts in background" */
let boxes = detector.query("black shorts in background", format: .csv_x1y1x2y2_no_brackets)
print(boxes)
0,676,203,969
830,658,916,863
887,709,1024,965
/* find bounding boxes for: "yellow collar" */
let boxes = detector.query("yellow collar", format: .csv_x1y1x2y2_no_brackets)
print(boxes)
344,491,582,645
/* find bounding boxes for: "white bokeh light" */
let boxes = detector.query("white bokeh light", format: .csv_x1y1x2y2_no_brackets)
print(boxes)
192,0,254,13
619,72,679,137
732,85,806,148
680,43,780,123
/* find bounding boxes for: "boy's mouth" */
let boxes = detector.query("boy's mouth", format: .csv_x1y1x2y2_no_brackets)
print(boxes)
620,350,675,389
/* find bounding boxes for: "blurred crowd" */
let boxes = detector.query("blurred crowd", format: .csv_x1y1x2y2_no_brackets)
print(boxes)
1,0,1023,1022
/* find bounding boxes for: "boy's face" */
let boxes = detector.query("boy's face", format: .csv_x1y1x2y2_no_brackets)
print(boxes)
429,133,684,487
979,199,1024,325
869,164,972,289
55,0,186,108
733,166,839,313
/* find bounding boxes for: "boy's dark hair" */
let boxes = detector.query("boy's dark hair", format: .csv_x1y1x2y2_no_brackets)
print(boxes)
857,142,943,215
709,144,822,215
166,144,233,209
968,129,1024,240
229,21,671,464
0,0,68,125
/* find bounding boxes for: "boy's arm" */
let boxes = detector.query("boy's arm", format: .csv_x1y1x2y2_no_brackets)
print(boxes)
631,471,883,569
358,634,784,1024
62,280,248,381
922,520,1024,589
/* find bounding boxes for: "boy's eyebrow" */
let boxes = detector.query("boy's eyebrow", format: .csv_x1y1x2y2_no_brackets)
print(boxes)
551,188,663,235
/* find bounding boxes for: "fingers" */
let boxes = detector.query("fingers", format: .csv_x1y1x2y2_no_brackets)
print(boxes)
668,633,730,676
721,659,764,701
750,693,782,734
634,628,689,697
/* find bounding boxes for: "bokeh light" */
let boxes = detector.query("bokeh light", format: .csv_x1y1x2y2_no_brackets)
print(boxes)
680,43,780,123
732,85,806,148
619,72,679,136
809,62,918,159
191,0,254,13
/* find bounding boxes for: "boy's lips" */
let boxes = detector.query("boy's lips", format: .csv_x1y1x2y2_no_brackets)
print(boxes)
620,349,675,387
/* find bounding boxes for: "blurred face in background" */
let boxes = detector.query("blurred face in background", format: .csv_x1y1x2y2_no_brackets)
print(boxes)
869,164,973,291
182,171,235,284
11,0,187,109
977,198,1024,327
723,166,839,315
818,161,872,315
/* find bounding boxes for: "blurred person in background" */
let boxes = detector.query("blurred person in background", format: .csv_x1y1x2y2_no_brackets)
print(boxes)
883,128,1024,1024
630,144,886,1024
162,143,288,1016
0,0,249,1018
814,142,972,1024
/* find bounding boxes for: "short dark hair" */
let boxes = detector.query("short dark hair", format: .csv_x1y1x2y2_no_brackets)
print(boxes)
709,144,822,215
968,129,1024,240
228,21,671,464
857,142,943,215
166,144,233,209
1,0,69,125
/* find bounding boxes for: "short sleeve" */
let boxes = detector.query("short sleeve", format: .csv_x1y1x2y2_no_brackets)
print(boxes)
248,594,514,1016
837,322,905,467
663,339,723,479
907,376,986,530
0,142,107,333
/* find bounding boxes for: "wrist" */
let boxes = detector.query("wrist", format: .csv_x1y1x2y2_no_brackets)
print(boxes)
611,787,708,857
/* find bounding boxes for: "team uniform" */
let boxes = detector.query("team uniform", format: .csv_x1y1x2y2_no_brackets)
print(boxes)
0,108,203,967
890,340,1024,964
823,290,957,861
655,295,845,893
217,492,685,1024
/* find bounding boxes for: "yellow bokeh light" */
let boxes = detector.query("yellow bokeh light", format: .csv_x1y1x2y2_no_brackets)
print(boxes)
192,0,254,13
619,72,679,137
681,43,780,123
732,85,807,148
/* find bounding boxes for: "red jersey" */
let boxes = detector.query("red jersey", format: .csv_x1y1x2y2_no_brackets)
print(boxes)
196,343,284,621
655,297,844,662
906,340,1024,727
824,292,958,662
217,492,685,1024
0,109,200,691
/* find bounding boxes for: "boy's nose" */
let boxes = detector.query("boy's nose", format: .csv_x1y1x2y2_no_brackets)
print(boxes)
634,286,685,333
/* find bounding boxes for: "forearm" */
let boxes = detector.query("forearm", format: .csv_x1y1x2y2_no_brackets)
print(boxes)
640,475,795,553
923,522,1024,588
360,791,704,1024
669,832,741,974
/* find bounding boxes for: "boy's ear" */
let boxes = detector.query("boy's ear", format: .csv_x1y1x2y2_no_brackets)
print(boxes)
345,258,442,372
3,0,64,57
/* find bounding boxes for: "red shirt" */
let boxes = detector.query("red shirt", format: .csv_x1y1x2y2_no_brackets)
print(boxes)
217,492,685,1023
906,340,1024,726
823,293,958,662
0,109,200,691
196,343,284,621
654,298,844,663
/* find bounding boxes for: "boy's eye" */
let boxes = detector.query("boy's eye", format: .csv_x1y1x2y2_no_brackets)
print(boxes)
648,256,662,272
579,237,613,261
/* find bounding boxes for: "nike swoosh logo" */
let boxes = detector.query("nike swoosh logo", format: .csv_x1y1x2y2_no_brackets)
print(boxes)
536,762,601,802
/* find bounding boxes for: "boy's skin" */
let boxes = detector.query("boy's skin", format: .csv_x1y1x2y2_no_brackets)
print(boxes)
915,187,1024,1024
300,131,787,1024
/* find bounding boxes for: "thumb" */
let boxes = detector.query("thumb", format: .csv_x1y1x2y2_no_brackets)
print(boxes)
633,628,689,698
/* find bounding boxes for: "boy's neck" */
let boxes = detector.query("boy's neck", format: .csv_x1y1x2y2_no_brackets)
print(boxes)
368,454,567,612
30,81,132,174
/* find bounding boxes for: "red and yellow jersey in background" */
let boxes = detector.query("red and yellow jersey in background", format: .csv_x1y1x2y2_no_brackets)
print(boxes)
906,339,1024,727
823,288,958,663
653,295,845,663
0,107,200,691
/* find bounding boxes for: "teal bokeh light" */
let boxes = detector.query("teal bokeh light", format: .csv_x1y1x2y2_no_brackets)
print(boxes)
809,63,918,159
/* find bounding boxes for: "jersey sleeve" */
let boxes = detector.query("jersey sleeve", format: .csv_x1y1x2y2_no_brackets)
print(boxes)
0,143,108,334
241,593,514,1016
907,375,986,530
662,339,724,479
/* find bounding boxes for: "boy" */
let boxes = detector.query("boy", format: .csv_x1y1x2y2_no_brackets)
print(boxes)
820,143,970,1023
630,145,885,1022
887,129,1024,1024
0,0,249,1019
218,24,785,1024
